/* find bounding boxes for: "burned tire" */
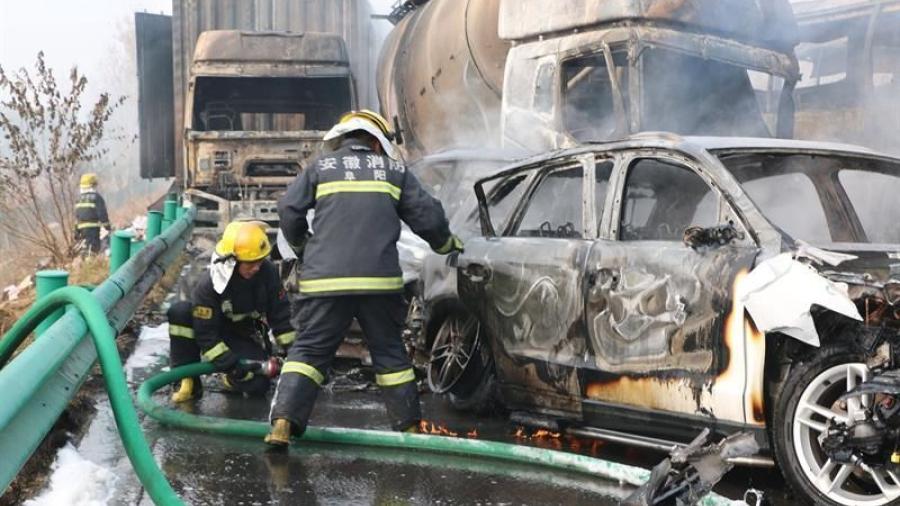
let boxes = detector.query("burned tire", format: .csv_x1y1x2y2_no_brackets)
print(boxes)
426,304,496,414
773,346,900,505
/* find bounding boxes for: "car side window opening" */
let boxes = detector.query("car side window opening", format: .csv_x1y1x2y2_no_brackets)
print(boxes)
619,158,718,241
515,166,584,238
482,173,531,235
595,160,614,233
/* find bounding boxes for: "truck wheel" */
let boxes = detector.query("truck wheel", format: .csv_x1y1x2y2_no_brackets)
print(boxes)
426,306,496,414
772,346,900,505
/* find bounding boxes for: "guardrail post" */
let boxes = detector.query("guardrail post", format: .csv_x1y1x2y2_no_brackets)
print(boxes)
163,197,178,229
147,210,163,240
130,238,145,256
34,270,68,336
110,230,134,273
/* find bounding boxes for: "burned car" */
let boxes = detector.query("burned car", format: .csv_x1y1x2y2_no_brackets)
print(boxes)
393,150,525,371
428,133,900,505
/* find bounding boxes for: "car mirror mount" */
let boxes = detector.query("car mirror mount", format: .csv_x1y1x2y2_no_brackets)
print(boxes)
683,223,742,250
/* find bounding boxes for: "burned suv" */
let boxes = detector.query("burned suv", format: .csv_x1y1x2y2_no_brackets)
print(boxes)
431,133,900,505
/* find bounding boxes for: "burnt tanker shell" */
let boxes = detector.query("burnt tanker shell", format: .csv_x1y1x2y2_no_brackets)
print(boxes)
377,0,510,161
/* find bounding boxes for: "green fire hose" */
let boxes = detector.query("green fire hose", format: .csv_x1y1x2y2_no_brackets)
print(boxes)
139,362,654,481
2,287,736,506
138,363,738,506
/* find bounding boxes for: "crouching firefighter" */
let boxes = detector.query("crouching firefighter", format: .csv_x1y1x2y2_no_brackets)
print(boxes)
265,110,464,446
75,172,110,255
168,221,296,402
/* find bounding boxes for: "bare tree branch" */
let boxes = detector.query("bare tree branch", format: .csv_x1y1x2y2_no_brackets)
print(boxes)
0,52,123,263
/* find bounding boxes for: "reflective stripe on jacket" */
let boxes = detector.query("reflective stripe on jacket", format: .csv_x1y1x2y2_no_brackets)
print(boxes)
75,190,110,229
190,260,294,357
278,138,452,297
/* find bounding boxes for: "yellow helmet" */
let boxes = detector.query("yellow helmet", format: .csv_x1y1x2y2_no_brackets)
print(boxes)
215,221,271,262
80,173,98,188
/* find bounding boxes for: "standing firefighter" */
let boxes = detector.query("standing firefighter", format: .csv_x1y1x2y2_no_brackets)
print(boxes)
168,221,296,402
74,173,110,254
266,110,463,446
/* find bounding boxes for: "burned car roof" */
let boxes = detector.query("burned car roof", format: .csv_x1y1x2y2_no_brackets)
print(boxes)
499,132,891,172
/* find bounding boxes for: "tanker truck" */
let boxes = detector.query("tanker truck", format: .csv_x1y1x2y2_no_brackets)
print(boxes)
378,0,801,160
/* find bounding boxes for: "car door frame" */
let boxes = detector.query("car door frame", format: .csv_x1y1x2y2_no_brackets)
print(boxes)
462,153,605,418
579,146,767,441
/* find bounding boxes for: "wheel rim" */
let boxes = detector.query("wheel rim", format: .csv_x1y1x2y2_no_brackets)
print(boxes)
792,362,900,505
426,313,480,394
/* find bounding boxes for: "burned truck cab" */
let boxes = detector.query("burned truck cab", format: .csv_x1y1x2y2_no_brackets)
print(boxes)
497,0,801,151
184,30,355,231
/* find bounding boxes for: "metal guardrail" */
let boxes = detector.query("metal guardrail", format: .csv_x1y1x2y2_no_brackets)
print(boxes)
0,206,195,494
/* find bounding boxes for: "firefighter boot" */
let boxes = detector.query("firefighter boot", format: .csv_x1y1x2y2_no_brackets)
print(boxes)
265,418,293,447
171,377,202,403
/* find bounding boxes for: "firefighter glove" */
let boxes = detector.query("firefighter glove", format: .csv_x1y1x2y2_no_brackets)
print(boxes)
436,234,465,255
448,234,465,254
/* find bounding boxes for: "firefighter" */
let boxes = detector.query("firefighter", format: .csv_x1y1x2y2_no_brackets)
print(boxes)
265,110,464,446
168,220,296,402
74,173,110,254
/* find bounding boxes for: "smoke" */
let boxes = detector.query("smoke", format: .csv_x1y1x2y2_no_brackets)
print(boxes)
91,15,170,215
788,5,900,155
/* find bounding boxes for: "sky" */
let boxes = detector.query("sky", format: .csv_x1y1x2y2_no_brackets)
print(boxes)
0,0,171,78
0,0,395,77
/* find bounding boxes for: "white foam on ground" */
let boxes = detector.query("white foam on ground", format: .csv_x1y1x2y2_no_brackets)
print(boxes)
125,323,170,382
24,443,117,506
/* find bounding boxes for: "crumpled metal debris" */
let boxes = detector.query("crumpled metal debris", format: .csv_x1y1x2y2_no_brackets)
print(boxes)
2,275,33,302
794,241,858,267
737,253,863,347
624,429,759,505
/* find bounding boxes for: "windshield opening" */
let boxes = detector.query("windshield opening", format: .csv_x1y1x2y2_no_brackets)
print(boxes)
562,48,629,142
414,159,511,229
717,152,900,244
562,45,782,142
640,48,772,137
192,76,351,132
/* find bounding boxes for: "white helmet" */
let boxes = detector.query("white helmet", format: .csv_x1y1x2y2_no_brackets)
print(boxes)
323,110,400,160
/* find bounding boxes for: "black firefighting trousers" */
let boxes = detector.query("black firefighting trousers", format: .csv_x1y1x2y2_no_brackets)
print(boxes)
269,294,420,435
167,301,271,396
76,227,101,255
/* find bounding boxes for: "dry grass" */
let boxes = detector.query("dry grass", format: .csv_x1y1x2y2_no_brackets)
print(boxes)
0,255,109,348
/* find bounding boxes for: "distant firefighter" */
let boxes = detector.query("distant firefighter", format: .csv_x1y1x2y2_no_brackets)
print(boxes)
74,173,110,255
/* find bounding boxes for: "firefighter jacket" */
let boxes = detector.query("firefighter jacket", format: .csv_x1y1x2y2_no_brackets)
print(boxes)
278,138,453,297
75,189,110,231
190,259,295,363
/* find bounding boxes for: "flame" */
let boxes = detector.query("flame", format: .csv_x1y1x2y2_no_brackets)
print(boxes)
719,269,749,384
418,419,471,437
512,427,561,440
567,436,582,452
511,427,604,455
